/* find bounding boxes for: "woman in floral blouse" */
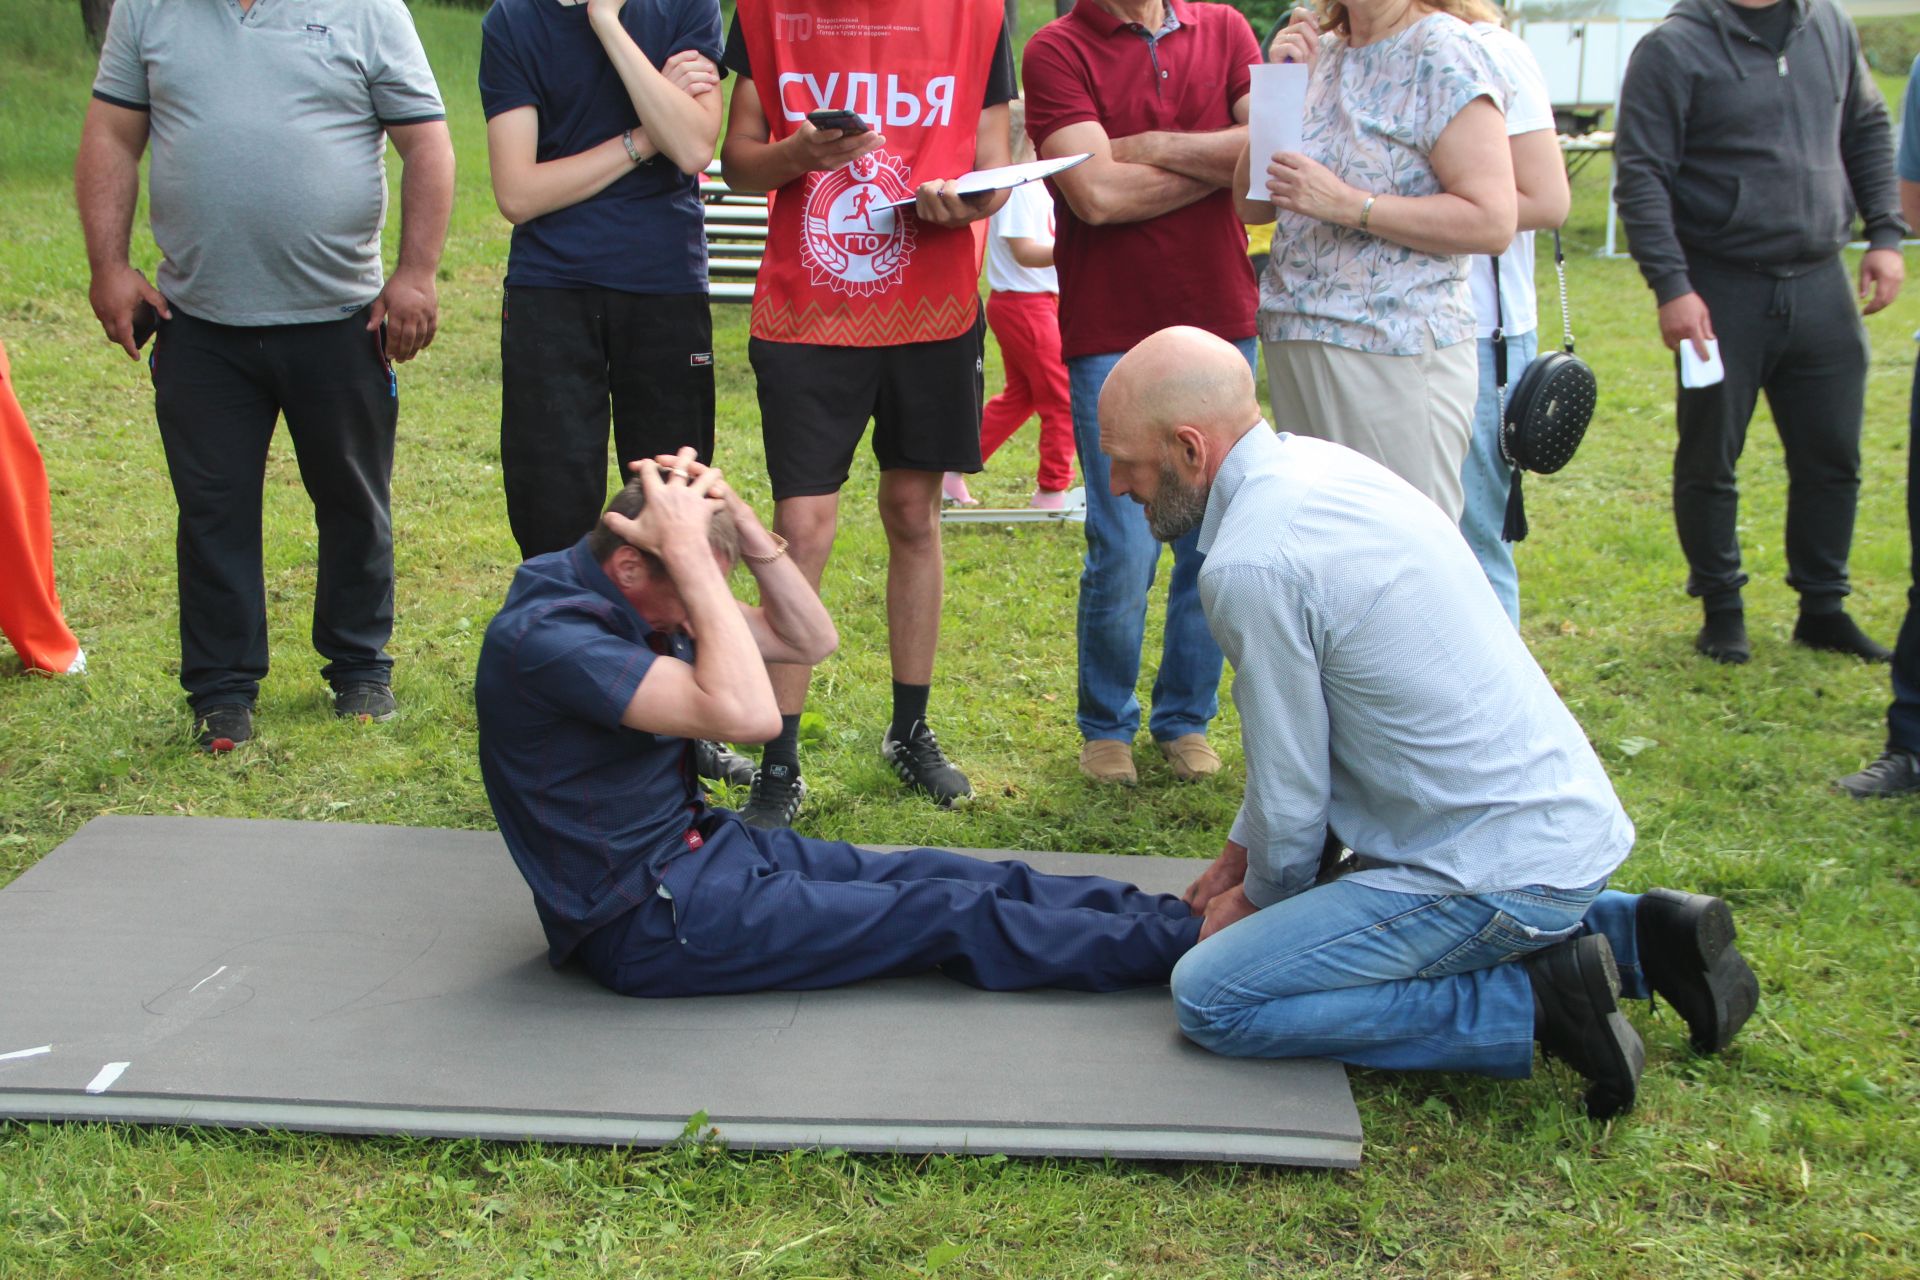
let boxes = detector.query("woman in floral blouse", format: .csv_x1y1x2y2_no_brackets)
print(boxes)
1236,0,1515,520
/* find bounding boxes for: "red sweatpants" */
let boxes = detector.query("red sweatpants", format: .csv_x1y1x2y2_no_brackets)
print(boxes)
0,339,80,673
981,290,1075,494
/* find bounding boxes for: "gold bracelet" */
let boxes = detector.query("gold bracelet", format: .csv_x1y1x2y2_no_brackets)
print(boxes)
743,533,789,566
1358,194,1376,232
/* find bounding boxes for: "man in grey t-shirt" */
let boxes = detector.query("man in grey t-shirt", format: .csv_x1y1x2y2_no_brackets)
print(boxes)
76,0,455,751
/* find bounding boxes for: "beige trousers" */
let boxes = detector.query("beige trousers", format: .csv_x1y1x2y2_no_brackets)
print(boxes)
1262,336,1478,521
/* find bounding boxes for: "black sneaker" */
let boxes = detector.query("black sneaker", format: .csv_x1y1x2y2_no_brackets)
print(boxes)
696,739,758,788
1524,934,1645,1120
881,720,973,808
1636,889,1759,1055
193,704,253,754
738,764,806,830
1835,749,1920,799
1793,610,1892,662
333,681,396,722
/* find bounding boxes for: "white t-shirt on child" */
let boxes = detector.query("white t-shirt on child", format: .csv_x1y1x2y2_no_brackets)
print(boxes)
985,181,1059,295
1468,23,1556,340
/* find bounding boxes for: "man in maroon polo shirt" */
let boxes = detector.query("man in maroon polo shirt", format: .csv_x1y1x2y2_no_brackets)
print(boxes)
1023,0,1260,788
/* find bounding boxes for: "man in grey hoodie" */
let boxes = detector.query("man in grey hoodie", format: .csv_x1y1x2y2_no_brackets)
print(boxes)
1615,0,1904,665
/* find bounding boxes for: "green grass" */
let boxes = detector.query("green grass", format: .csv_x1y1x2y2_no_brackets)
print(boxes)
3,2,1919,1275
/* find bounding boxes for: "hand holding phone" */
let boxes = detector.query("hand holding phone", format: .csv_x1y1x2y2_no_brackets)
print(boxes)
806,109,870,136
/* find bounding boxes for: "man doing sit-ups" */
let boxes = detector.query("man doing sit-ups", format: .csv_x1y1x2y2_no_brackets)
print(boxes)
475,452,1200,995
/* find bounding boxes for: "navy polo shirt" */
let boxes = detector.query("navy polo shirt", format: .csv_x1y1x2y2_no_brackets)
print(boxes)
479,0,724,295
476,537,707,963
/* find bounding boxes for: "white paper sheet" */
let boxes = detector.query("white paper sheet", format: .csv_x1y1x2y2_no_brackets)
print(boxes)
882,154,1091,208
1680,338,1725,389
1246,63,1309,200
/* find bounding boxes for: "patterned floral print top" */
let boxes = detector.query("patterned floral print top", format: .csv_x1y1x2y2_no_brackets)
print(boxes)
1257,13,1501,356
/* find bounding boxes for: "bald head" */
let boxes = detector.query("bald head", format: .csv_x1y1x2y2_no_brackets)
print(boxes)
1098,326,1261,460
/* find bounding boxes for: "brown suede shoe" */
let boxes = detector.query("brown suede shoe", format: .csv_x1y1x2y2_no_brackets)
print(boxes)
1157,733,1222,781
1079,738,1137,786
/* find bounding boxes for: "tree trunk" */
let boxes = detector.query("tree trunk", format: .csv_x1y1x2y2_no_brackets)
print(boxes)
81,0,115,49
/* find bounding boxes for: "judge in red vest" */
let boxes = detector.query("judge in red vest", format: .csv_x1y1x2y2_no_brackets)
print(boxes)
719,0,1016,828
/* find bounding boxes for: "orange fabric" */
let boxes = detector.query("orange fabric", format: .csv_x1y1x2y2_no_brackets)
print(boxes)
739,0,1000,346
0,339,80,673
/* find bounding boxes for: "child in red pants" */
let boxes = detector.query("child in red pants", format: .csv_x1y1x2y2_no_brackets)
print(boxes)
944,100,1075,511
0,339,83,675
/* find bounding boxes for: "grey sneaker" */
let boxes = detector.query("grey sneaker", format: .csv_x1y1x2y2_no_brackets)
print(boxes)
1835,749,1920,799
333,682,396,722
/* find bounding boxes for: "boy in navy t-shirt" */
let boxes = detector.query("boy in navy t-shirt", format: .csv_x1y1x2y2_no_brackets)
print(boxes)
479,0,726,562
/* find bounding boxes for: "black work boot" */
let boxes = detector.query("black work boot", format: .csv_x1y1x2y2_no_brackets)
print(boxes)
1525,934,1645,1120
1636,889,1759,1055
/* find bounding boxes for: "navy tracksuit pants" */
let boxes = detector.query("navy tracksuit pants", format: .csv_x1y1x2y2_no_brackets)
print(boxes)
574,816,1202,996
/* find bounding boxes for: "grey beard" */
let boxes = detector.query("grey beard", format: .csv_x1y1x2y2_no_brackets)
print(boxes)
1146,463,1208,542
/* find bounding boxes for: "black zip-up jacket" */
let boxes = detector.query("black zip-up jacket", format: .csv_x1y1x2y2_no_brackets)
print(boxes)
1613,0,1904,305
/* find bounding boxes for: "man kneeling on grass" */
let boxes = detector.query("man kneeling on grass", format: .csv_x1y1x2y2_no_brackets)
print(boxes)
476,452,1200,994
1101,327,1762,1118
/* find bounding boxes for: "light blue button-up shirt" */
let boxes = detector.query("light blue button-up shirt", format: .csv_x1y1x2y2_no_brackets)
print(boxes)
1196,424,1634,907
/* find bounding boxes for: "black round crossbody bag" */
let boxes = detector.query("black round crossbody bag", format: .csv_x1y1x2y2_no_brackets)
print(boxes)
1491,230,1597,541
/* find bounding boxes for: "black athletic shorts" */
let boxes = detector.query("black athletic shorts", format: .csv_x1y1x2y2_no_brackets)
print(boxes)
749,317,985,500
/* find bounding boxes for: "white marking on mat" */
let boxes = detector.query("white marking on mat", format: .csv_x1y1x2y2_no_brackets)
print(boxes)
0,1045,52,1062
189,965,228,994
85,1062,130,1094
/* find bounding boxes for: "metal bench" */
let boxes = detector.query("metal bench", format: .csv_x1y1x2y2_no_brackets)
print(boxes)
701,161,765,303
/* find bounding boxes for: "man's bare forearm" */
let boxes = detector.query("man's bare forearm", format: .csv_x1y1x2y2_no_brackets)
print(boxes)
592,12,717,173
74,114,143,271
1117,126,1248,189
1056,158,1213,226
392,126,455,280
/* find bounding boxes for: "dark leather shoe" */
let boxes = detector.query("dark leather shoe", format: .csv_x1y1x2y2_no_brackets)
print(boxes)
1695,609,1750,664
193,704,253,754
1525,934,1644,1120
1835,750,1920,799
695,739,758,788
1793,610,1892,662
1636,889,1758,1055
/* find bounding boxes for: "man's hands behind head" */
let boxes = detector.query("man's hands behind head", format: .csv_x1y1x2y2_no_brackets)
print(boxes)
603,452,726,567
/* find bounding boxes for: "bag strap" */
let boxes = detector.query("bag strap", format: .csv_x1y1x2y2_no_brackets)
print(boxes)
1491,254,1507,398
1552,228,1575,355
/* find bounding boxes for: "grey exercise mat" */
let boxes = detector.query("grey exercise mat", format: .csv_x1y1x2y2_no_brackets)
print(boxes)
0,816,1361,1168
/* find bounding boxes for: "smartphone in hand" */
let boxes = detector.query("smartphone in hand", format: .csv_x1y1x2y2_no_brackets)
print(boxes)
806,109,870,135
131,299,158,350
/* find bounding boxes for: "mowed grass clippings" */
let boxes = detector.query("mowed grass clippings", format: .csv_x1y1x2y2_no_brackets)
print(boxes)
2,2,1918,1275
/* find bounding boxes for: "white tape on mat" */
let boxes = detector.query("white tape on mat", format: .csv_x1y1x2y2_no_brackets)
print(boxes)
0,1045,52,1062
85,1062,130,1094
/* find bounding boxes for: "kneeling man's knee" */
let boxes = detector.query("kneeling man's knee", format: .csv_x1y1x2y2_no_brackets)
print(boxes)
1170,951,1236,1049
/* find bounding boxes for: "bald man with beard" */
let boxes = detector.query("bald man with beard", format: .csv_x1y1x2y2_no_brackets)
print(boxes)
1097,326,1759,1119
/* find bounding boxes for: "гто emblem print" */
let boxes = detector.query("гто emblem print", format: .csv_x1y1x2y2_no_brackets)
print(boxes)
801,150,917,296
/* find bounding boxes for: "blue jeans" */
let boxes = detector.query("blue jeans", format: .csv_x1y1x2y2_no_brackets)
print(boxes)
1068,339,1255,742
1458,331,1537,627
1171,880,1646,1076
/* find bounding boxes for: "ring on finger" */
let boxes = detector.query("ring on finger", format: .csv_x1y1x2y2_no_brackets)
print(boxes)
670,468,692,480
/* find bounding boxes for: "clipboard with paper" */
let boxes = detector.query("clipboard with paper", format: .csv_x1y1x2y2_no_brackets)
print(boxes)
879,154,1091,209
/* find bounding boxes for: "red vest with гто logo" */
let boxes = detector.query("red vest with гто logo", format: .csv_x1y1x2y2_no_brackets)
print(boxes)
739,0,1000,346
